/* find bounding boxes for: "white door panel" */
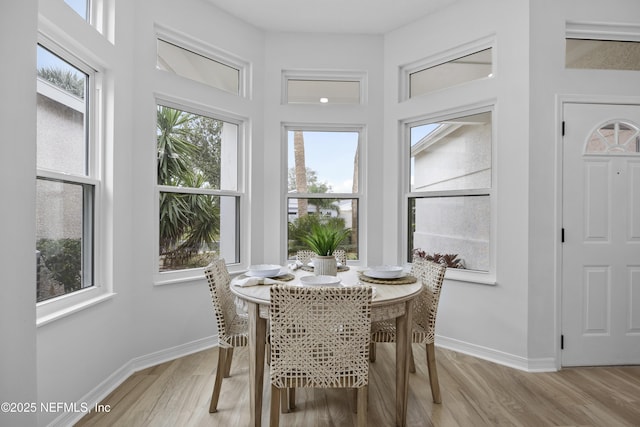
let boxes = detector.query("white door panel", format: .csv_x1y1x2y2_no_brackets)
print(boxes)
562,102,640,366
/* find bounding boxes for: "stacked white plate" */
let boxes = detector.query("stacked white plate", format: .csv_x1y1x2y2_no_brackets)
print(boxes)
299,275,342,287
362,265,405,279
246,264,282,278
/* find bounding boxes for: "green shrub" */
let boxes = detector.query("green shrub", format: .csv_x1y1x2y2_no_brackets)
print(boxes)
37,238,82,293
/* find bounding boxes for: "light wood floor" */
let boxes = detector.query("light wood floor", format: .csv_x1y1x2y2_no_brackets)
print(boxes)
76,345,640,426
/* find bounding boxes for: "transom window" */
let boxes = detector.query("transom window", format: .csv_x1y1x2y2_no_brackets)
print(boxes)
585,120,640,154
566,39,640,71
157,104,241,272
64,0,88,21
286,129,361,260
156,39,241,95
408,48,493,98
36,44,96,302
407,111,492,272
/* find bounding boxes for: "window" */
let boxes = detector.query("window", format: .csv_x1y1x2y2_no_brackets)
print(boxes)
287,80,361,105
585,120,640,154
408,48,493,98
156,39,241,95
64,0,88,20
407,111,492,273
157,104,241,272
36,44,97,302
283,70,366,105
286,129,360,260
566,39,640,71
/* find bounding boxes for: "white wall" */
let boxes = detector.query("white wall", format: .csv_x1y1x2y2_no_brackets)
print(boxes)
528,0,640,361
0,1,38,426
34,1,137,425
127,0,266,394
262,32,385,265
6,0,640,425
384,0,532,364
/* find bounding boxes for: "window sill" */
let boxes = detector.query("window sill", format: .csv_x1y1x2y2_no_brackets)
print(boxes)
154,264,247,287
445,268,496,285
36,291,117,327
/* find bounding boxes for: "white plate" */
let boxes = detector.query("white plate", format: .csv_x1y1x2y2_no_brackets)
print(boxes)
363,271,408,280
247,264,283,278
299,275,342,287
363,266,405,279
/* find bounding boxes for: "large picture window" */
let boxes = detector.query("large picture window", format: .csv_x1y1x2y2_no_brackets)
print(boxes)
36,44,96,302
157,104,241,271
407,111,492,272
286,129,360,260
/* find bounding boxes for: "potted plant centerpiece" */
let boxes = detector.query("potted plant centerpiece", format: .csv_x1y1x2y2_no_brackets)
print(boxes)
301,223,350,276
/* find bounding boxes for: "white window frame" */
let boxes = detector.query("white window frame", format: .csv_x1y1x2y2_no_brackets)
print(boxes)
36,35,111,326
154,96,248,285
281,123,365,264
155,24,250,99
401,104,497,285
399,35,495,102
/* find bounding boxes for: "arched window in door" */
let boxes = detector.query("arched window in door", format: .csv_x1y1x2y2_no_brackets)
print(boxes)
585,120,640,154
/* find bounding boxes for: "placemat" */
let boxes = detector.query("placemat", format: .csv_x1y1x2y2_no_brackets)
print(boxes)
272,273,295,281
357,273,417,285
300,265,350,273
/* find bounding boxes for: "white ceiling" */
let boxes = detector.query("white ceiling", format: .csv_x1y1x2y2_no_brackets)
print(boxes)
204,0,459,34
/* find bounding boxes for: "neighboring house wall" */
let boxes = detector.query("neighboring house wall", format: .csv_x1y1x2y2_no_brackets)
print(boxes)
35,90,84,240
412,120,491,270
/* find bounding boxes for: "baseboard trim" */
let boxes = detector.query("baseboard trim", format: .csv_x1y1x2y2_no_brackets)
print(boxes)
48,335,217,427
436,335,558,373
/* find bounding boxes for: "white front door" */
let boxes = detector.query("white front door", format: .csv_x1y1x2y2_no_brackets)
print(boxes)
562,102,640,367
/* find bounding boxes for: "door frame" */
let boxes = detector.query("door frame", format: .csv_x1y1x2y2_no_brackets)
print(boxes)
555,94,640,369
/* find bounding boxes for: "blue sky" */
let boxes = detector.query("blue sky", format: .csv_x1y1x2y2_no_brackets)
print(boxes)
287,131,358,194
64,0,87,20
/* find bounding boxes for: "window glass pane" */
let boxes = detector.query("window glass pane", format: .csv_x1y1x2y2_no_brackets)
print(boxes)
410,48,492,97
64,0,88,20
409,196,489,271
157,105,238,191
585,120,640,154
159,193,239,270
566,39,640,71
287,199,358,260
37,45,88,176
36,179,93,302
288,130,359,194
410,112,491,192
287,80,360,104
157,39,240,95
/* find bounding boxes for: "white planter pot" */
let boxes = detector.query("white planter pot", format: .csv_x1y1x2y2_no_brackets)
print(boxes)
313,255,338,276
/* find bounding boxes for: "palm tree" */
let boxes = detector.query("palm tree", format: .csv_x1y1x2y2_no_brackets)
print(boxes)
157,106,221,268
293,130,308,216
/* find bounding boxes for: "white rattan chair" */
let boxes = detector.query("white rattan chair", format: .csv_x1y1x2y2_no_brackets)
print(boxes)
268,284,372,427
369,258,447,403
204,259,249,413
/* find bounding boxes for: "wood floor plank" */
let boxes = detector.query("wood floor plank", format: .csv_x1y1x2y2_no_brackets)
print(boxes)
75,344,640,427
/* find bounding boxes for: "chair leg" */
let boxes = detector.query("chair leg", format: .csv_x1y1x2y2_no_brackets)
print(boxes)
409,344,416,373
209,347,227,413
369,342,376,362
266,342,271,366
356,386,368,427
288,387,296,410
223,347,234,377
280,388,289,413
426,343,441,403
269,385,280,426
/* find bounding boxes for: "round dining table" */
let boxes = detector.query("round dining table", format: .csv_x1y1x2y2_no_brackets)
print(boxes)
230,267,422,427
